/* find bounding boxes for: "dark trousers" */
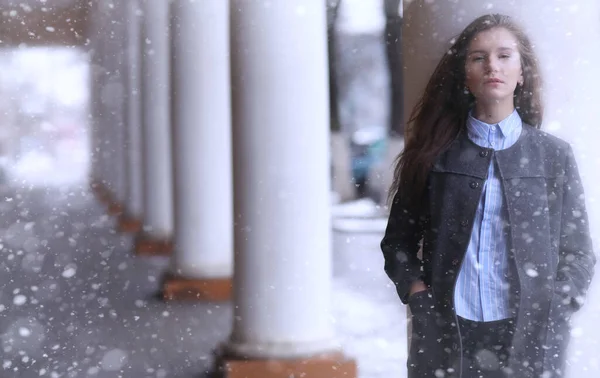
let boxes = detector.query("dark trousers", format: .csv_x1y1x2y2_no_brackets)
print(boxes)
457,316,516,378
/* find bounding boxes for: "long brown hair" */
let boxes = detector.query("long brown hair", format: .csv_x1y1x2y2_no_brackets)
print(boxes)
389,14,543,207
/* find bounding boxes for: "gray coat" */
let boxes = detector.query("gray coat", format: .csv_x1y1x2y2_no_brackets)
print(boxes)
381,125,596,378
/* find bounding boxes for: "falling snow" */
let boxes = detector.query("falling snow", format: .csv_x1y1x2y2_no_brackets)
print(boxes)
61,265,76,278
0,1,596,378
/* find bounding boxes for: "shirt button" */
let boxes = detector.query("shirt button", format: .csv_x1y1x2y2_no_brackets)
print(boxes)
469,181,479,189
491,126,497,131
479,150,489,157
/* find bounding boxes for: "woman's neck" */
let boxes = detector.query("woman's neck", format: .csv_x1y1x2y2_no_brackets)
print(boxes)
472,101,515,124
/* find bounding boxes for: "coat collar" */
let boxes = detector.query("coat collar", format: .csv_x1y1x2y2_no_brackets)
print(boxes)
432,124,562,180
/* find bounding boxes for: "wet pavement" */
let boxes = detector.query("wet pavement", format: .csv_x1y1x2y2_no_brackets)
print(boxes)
2,182,599,377
0,185,406,378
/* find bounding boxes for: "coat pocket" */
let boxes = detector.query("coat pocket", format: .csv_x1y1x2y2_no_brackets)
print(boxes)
408,289,434,315
543,293,573,376
407,290,447,377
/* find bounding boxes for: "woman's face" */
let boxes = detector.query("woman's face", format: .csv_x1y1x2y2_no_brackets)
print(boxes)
464,27,524,105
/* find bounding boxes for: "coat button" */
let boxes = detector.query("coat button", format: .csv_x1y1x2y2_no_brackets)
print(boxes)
452,259,460,266
479,150,489,157
460,220,468,227
469,181,479,189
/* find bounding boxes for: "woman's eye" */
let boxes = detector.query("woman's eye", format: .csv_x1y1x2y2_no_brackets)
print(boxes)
500,54,510,59
473,56,484,62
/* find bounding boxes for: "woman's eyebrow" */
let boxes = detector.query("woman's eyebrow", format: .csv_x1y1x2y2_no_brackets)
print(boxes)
467,47,516,55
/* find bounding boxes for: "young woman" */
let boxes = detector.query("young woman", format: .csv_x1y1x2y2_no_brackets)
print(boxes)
381,14,595,378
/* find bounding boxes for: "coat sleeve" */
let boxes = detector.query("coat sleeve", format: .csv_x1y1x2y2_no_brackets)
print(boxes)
555,145,596,311
380,190,426,304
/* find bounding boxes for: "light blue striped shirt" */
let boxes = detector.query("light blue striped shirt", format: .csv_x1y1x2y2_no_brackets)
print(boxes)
454,109,522,321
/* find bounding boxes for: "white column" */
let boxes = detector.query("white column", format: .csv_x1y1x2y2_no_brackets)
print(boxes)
170,1,232,278
225,0,337,358
121,0,144,226
88,0,101,189
89,21,103,190
94,7,111,197
101,1,128,213
139,0,173,243
403,2,600,376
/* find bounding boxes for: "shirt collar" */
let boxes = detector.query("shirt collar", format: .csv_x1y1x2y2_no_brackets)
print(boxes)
467,109,522,140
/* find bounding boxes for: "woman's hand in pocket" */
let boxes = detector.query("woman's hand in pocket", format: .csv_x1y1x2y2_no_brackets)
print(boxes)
409,280,428,298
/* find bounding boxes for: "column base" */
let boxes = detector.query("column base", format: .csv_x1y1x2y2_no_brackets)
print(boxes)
134,234,173,256
90,180,111,204
213,353,357,378
162,273,232,301
89,181,123,215
107,201,124,216
117,214,142,233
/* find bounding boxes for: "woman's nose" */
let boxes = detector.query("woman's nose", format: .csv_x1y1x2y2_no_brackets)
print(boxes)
485,57,500,73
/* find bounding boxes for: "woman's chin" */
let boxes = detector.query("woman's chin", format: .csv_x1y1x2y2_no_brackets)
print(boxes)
474,91,514,105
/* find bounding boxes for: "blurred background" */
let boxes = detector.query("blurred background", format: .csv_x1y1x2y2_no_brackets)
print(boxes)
0,1,408,377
